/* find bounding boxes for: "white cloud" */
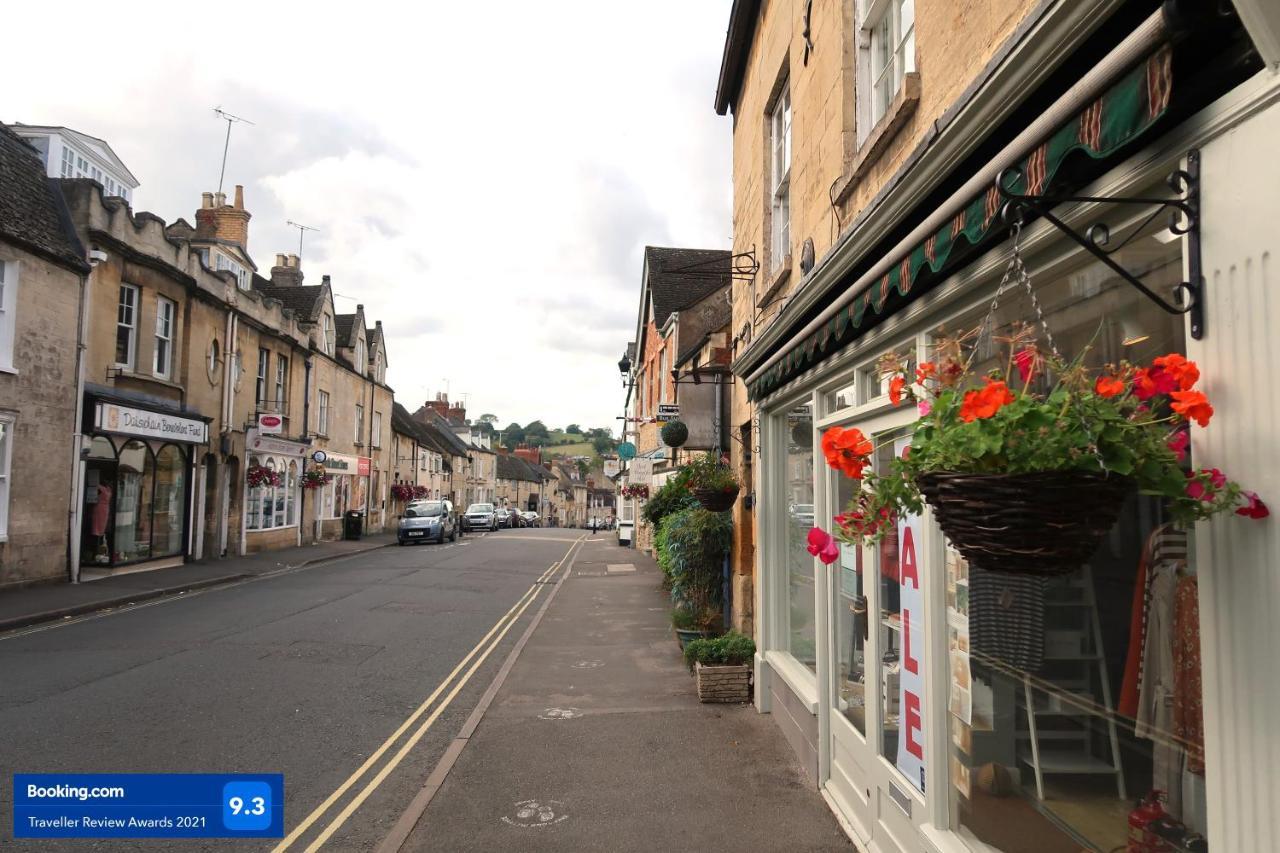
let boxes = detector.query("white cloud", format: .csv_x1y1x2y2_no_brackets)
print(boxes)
2,0,732,433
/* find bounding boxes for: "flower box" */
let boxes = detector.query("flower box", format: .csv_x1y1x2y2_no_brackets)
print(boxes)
694,661,751,703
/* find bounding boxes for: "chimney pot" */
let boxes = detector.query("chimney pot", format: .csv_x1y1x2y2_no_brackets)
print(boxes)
275,253,287,267
357,303,364,311
234,185,244,210
322,274,331,285
214,192,226,207
202,192,214,209
287,253,300,268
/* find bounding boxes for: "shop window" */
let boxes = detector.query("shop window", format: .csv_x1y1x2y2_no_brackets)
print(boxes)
113,440,154,563
245,454,297,532
151,444,185,557
937,233,1207,851
828,429,867,735
781,403,817,672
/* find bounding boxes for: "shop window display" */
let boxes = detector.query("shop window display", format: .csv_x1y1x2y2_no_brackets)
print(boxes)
831,462,867,735
246,455,297,531
783,403,817,671
83,436,189,567
935,235,1211,852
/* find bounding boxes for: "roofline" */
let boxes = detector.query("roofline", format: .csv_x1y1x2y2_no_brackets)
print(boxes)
714,0,762,116
12,124,141,186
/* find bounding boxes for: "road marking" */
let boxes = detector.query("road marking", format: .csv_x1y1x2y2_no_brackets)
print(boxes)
537,707,583,720
570,659,604,669
493,535,581,543
299,574,556,852
501,799,568,828
273,557,566,852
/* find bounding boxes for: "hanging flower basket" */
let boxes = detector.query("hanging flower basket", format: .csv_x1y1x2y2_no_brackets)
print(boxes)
661,420,689,448
693,485,739,512
621,483,649,500
413,485,430,499
246,465,282,489
390,483,416,502
301,468,331,490
916,471,1133,576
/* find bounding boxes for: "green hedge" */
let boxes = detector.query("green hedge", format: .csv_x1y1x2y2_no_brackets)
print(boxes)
684,631,755,670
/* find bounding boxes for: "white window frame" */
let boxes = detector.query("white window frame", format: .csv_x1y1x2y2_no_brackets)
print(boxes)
115,283,138,369
372,410,382,449
770,86,792,271
256,347,270,408
355,403,365,445
0,412,12,540
153,296,175,379
274,355,287,413
0,260,17,373
860,0,916,135
244,454,298,532
60,146,75,178
317,390,330,436
321,314,333,355
355,336,366,375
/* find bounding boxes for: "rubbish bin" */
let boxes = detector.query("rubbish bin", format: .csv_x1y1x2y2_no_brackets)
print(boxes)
343,510,365,541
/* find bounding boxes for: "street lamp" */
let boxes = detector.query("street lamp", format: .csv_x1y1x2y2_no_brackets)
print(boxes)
617,353,631,388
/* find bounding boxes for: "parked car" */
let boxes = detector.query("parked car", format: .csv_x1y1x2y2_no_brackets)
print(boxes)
496,507,514,529
398,500,458,545
463,503,499,532
521,511,539,527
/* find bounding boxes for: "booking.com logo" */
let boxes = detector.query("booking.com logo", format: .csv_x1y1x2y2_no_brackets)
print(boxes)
26,784,125,801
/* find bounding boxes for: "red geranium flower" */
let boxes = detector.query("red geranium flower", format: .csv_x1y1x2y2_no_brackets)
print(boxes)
888,375,906,406
821,426,873,479
1236,491,1270,519
1094,375,1126,398
1153,353,1200,391
915,362,936,384
959,378,1015,423
806,527,840,565
1170,389,1214,427
1013,348,1038,383
1166,429,1190,462
1133,366,1178,401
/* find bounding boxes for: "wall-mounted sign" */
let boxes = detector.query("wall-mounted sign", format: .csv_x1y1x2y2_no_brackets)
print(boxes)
256,413,283,435
656,403,680,421
248,429,307,457
616,442,637,460
322,452,360,473
629,457,654,485
311,450,328,464
603,459,621,479
95,402,208,444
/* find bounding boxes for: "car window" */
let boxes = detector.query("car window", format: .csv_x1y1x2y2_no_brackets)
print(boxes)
406,502,445,518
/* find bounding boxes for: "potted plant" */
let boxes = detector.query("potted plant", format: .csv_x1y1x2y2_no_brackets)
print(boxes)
658,505,732,646
684,631,755,702
684,452,740,512
660,419,689,448
670,606,719,649
390,483,416,502
246,464,282,489
819,332,1267,576
301,468,331,490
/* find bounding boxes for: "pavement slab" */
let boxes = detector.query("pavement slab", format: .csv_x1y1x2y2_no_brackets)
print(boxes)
396,537,854,853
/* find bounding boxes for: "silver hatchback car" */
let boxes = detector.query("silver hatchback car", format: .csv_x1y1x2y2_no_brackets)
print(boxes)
398,500,458,545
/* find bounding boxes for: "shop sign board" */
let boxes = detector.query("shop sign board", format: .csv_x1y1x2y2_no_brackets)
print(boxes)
628,457,654,485
656,403,680,421
322,452,366,475
603,459,620,479
96,402,208,444
894,435,926,793
256,413,283,435
247,429,308,457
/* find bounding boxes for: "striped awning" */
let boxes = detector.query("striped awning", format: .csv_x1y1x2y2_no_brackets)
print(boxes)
748,45,1173,401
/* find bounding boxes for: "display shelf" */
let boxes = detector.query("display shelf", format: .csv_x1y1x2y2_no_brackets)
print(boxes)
1016,746,1118,774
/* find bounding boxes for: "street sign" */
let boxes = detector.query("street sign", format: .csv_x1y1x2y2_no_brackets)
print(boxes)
629,457,654,484
656,404,680,421
617,442,636,460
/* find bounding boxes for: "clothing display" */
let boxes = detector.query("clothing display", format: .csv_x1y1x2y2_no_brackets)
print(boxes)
1173,575,1205,775
91,483,113,537
1120,525,1188,718
968,566,1045,673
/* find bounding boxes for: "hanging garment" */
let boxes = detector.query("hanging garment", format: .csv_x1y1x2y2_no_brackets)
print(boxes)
1135,560,1183,818
1120,525,1187,717
91,483,113,538
968,566,1045,672
1173,575,1205,775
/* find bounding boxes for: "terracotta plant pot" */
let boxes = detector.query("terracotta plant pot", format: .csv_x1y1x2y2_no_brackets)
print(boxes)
915,470,1134,577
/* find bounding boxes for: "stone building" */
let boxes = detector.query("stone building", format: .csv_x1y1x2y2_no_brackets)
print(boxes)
714,0,1280,849
495,451,549,515
390,402,449,508
0,126,90,587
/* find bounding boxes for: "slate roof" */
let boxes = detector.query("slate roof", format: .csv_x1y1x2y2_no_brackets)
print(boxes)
0,124,86,272
334,313,357,346
392,402,445,456
497,453,542,483
644,246,731,327
418,409,474,457
253,278,325,319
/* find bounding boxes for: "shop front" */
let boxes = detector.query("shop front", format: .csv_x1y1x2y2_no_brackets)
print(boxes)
316,451,370,540
242,429,310,553
79,395,209,577
741,32,1278,853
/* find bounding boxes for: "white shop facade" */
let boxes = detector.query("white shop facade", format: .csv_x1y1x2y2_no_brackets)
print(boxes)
736,15,1279,853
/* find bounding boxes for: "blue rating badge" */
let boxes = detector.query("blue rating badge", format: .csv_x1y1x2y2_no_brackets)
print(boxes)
14,773,284,839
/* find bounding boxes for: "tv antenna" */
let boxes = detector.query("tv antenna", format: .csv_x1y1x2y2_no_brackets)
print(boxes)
286,220,320,259
213,106,254,195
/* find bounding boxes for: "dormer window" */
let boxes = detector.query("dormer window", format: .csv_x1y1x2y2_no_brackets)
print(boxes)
356,337,366,375
321,314,334,355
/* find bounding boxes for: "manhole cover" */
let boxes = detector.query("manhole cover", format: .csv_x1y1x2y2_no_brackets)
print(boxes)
538,707,583,720
501,799,568,828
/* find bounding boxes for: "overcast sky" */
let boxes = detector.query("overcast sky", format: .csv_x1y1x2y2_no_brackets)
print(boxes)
5,2,732,435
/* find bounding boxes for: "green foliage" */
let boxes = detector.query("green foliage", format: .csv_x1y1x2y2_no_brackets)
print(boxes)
683,451,739,493
643,468,698,526
565,424,582,434
524,420,550,440
684,631,755,671
502,422,525,449
591,434,614,456
660,420,689,448
477,413,498,425
658,507,731,621
669,607,699,630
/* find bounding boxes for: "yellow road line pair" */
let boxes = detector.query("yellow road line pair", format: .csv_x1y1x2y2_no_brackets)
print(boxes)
274,554,570,852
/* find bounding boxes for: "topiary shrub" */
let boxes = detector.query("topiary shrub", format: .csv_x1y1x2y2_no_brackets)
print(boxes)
660,419,689,448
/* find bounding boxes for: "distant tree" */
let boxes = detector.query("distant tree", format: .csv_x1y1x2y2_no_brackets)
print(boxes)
525,420,550,441
478,413,499,425
527,434,550,448
576,459,590,479
591,434,613,456
503,422,525,449
587,427,612,440
565,424,582,434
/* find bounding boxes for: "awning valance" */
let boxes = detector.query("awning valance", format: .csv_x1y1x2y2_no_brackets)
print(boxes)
748,45,1173,401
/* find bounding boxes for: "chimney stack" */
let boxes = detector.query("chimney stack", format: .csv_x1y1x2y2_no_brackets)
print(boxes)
270,252,304,287
195,187,252,249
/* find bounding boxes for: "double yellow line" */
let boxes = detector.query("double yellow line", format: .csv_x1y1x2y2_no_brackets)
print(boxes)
274,553,571,852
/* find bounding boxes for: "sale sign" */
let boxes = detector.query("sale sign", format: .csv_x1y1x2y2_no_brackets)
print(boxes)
894,436,926,793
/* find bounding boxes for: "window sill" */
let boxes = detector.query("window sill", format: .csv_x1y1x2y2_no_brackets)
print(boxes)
756,255,793,309
833,72,921,207
764,649,819,714
0,365,17,376
246,524,300,534
112,369,185,392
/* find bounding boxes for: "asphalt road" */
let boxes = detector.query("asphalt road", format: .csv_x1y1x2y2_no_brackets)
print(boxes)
0,529,586,852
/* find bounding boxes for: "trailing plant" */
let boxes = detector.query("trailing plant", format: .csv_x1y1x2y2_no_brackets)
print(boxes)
301,468,331,490
390,483,416,502
683,631,755,671
642,467,698,526
683,451,739,495
246,465,282,489
818,331,1267,550
621,483,649,499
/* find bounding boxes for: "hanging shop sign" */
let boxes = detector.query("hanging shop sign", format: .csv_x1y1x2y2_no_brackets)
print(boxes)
656,403,680,421
322,452,370,476
895,435,926,793
256,413,283,435
247,429,308,457
95,402,208,444
628,457,654,486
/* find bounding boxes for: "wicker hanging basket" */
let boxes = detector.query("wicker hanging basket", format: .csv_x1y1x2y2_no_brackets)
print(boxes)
915,470,1133,577
693,485,740,512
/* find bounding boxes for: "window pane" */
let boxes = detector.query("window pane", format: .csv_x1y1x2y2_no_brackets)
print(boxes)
113,441,153,562
828,427,867,735
783,403,817,672
151,445,185,557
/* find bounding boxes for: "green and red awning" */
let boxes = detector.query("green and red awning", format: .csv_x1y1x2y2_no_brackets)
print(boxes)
748,45,1173,400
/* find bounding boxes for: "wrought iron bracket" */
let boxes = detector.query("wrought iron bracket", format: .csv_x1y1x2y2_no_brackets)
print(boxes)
997,149,1204,339
665,246,760,284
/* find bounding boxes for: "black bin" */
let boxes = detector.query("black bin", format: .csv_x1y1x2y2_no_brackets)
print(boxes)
343,510,365,540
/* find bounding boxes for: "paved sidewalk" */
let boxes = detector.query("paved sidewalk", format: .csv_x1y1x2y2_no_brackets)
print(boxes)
0,532,396,632
390,535,854,853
